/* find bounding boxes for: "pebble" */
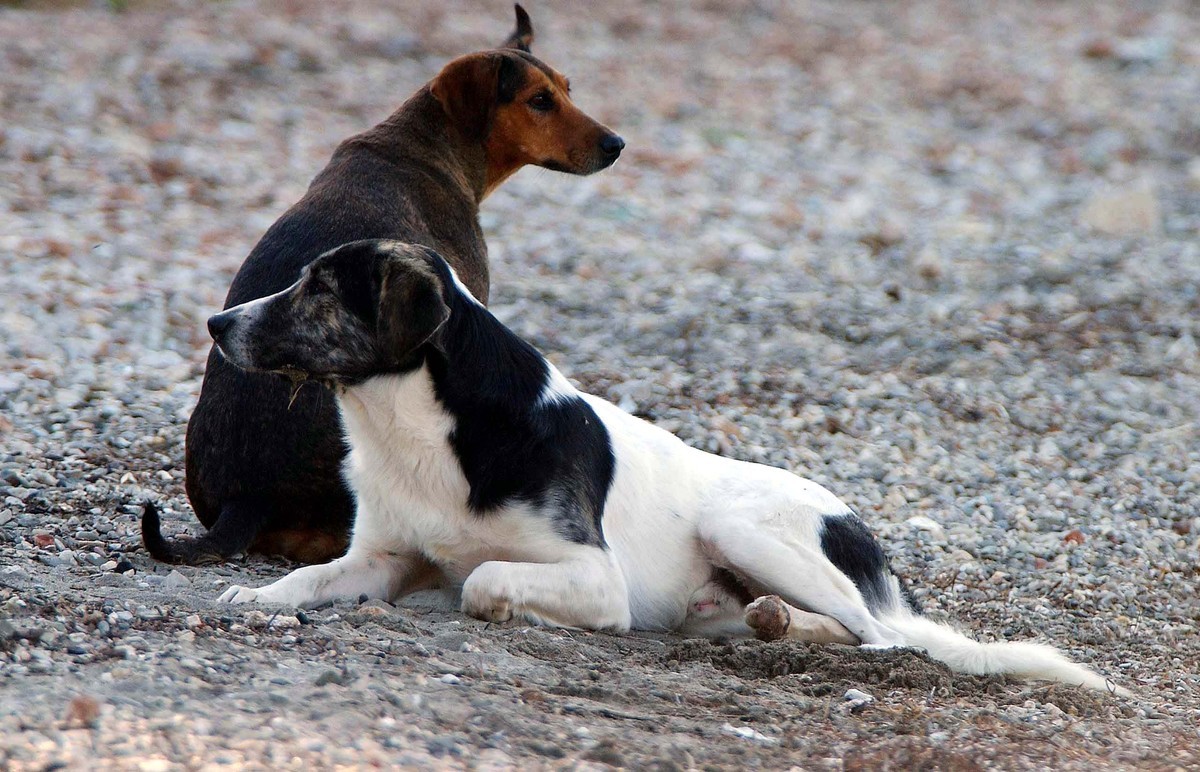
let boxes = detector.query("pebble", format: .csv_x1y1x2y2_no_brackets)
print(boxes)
161,570,191,590
721,724,778,744
1080,181,1161,236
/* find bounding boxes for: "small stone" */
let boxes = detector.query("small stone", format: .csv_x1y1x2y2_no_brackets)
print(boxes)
315,669,351,686
264,614,300,630
1080,181,1160,236
913,245,943,281
184,615,203,630
162,570,191,590
439,673,462,685
63,695,101,728
843,688,875,713
243,610,269,627
1113,37,1173,66
114,559,135,574
29,470,56,486
906,516,944,537
721,723,777,744
581,740,625,767
354,603,393,619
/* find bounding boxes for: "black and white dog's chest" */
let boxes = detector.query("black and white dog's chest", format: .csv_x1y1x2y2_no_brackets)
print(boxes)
337,368,616,579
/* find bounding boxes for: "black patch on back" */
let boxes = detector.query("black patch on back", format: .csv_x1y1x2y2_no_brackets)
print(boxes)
820,513,921,615
422,259,615,547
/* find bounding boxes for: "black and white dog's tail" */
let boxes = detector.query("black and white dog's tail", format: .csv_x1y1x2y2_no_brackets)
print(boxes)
822,515,1130,696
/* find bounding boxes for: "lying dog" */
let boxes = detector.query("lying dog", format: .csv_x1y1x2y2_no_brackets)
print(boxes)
209,239,1126,696
145,5,624,565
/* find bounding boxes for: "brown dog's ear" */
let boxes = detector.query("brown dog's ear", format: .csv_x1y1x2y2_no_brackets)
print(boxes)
501,4,534,52
431,54,522,143
376,252,451,362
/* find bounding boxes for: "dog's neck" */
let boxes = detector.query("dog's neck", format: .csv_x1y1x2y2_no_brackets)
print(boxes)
352,88,491,205
427,278,556,418
341,267,572,462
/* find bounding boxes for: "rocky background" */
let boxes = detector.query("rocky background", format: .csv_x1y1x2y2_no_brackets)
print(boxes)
1,0,1198,768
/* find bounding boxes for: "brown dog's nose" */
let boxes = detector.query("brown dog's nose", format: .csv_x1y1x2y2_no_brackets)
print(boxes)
599,133,625,159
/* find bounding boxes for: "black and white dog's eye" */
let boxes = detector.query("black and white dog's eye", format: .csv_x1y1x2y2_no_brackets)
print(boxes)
528,93,553,112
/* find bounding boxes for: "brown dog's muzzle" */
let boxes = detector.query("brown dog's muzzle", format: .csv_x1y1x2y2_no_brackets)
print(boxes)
598,132,625,166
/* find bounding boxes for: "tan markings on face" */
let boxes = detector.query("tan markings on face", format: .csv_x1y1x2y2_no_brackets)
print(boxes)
483,64,612,197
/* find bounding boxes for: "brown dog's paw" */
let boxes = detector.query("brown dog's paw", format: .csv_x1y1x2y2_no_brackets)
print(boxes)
745,595,791,641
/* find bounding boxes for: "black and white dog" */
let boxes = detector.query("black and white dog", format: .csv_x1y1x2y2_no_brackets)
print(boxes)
210,239,1125,695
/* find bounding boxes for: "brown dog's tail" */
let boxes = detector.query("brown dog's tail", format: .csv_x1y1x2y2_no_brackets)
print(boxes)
141,501,265,565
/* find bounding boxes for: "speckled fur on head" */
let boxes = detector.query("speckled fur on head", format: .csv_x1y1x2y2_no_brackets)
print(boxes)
208,241,450,387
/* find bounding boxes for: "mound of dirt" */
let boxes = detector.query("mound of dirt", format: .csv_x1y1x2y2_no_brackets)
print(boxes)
667,639,998,695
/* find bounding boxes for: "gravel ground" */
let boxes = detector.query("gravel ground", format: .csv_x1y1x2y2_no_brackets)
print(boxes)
2,0,1199,768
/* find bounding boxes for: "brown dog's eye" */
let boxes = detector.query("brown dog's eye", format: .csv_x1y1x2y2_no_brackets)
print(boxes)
528,92,554,112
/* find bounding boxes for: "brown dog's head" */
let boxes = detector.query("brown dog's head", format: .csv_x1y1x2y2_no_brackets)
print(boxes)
431,4,624,197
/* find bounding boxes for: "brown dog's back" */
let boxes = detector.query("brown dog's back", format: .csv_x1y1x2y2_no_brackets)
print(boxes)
145,6,624,565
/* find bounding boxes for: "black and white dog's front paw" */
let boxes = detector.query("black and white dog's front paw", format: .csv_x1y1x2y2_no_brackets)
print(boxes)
461,562,515,623
218,585,263,604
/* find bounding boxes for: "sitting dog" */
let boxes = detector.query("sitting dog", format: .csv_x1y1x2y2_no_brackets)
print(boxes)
208,239,1127,695
144,5,625,565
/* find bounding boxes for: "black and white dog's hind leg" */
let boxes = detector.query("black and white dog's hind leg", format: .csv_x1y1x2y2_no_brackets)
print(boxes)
698,513,908,648
678,577,859,645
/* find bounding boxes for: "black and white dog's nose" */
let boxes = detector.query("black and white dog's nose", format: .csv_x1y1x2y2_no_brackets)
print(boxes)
207,310,235,341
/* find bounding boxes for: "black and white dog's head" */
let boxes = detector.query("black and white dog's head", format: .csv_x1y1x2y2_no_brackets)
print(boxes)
208,240,452,384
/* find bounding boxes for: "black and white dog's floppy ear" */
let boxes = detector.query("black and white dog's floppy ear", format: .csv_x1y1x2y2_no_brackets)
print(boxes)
375,249,451,361
500,4,534,52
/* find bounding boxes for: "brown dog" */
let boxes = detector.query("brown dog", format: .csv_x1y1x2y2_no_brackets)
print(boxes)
143,5,623,564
